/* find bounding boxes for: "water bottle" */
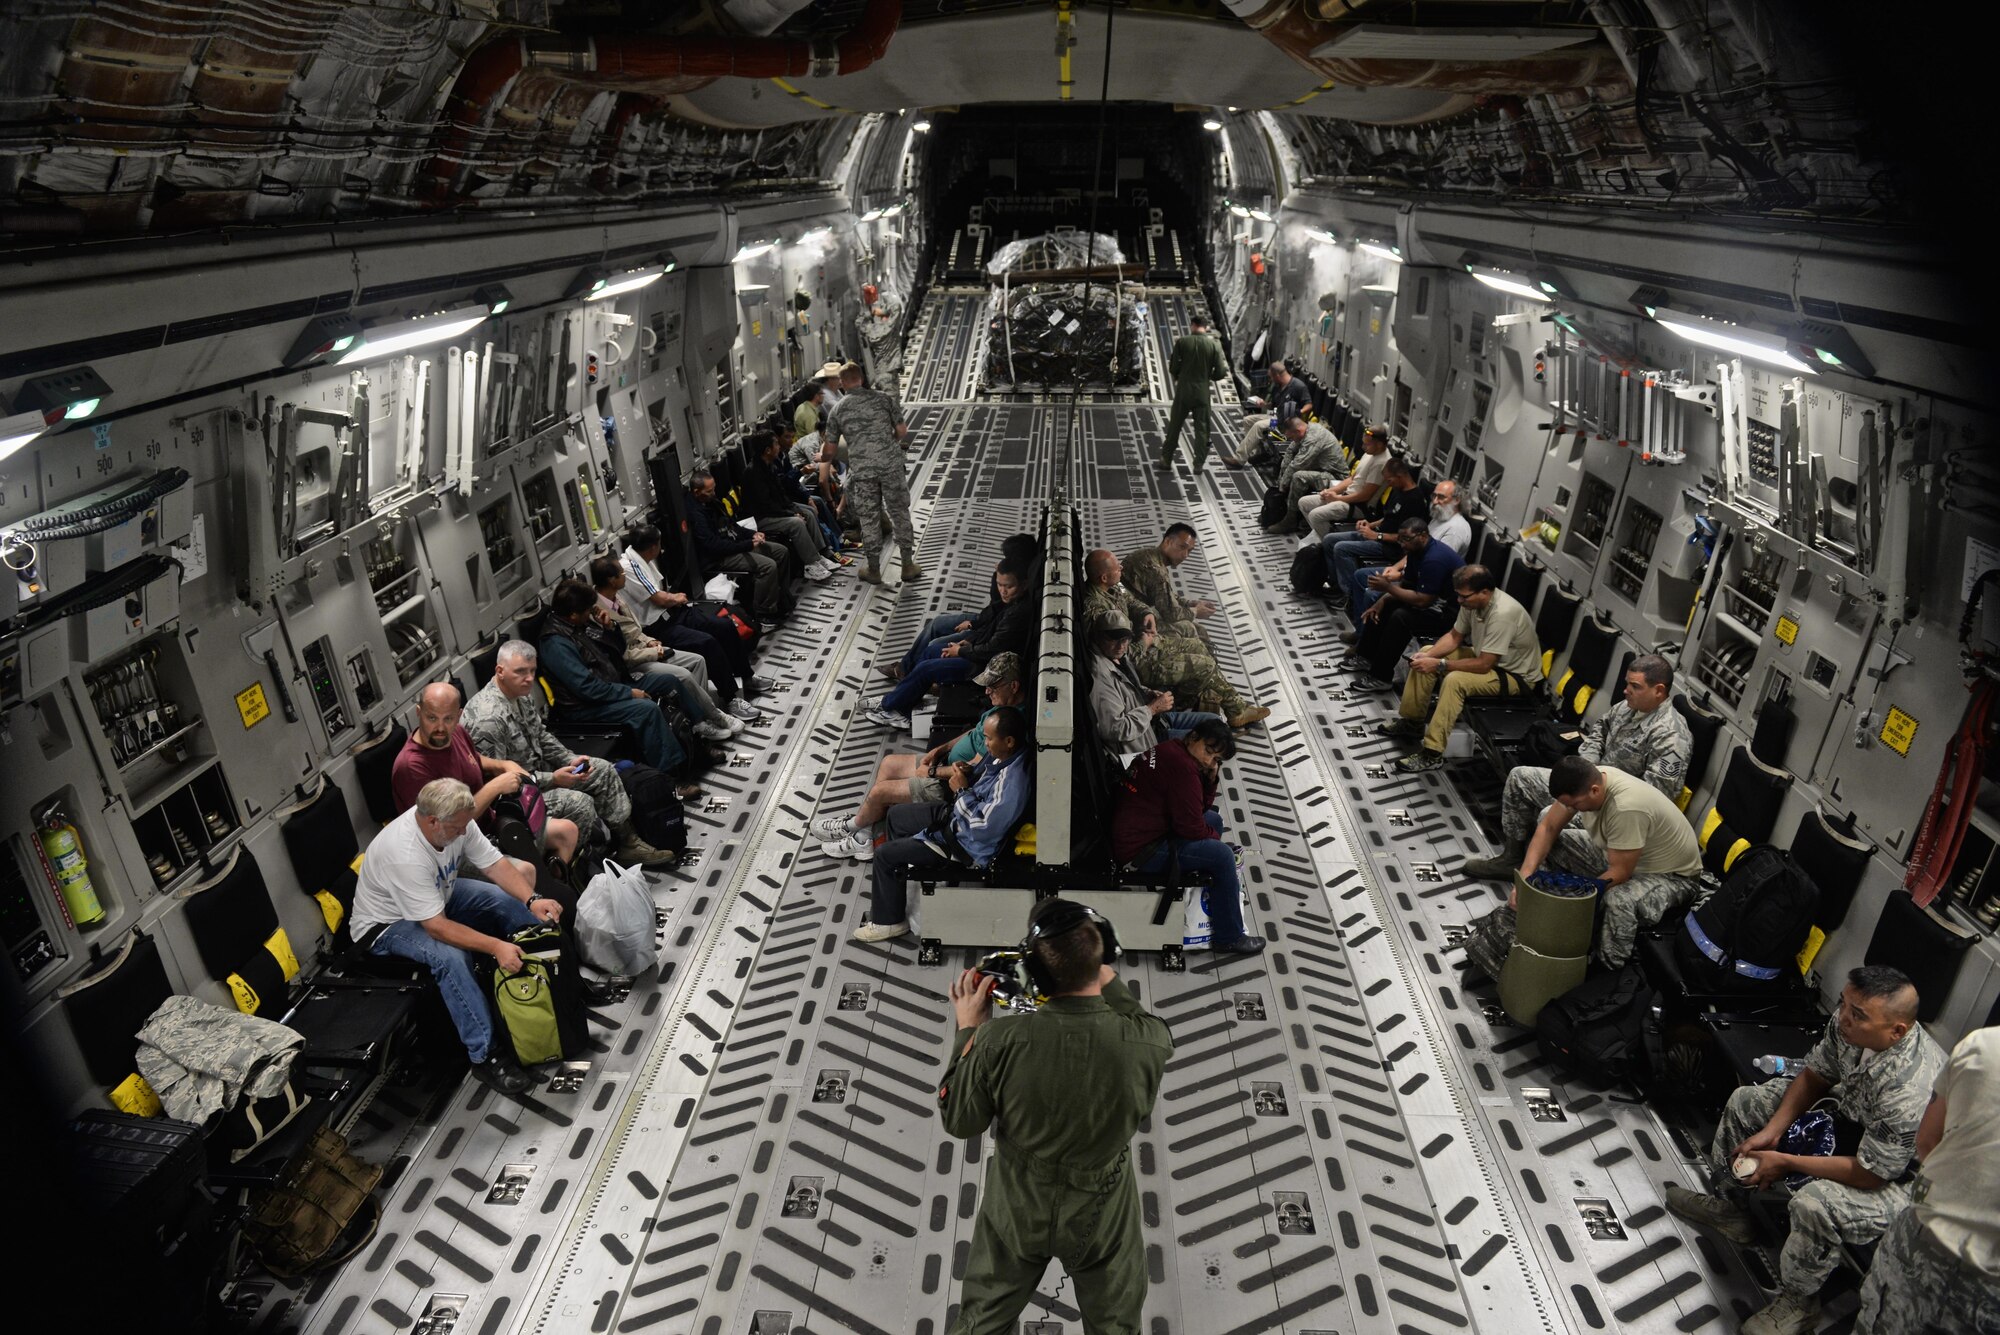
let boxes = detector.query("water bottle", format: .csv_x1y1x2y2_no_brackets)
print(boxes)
1752,1054,1792,1076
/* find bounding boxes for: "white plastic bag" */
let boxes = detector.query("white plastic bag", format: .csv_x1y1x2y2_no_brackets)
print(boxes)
703,573,740,603
1183,886,1213,950
573,859,658,981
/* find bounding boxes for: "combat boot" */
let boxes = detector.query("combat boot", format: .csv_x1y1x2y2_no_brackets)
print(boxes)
1462,838,1527,880
1227,705,1271,729
1663,1184,1756,1245
901,560,924,580
615,831,679,868
859,564,884,584
1741,1293,1820,1335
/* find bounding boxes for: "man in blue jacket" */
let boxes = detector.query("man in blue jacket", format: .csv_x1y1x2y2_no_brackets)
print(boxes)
538,579,702,798
685,468,791,629
854,707,1032,943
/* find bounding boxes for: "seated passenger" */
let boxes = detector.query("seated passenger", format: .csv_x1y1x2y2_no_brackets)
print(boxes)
1300,424,1390,538
1667,967,1944,1335
461,640,681,868
350,777,564,1095
1111,718,1265,955
391,682,581,872
1426,479,1473,556
1474,754,1703,970
1377,564,1541,772
851,706,1033,944
1854,1024,2000,1335
538,578,702,797
866,557,1033,731
1263,415,1347,535
618,524,768,718
686,467,791,631
813,653,1027,860
884,534,1040,683
590,556,738,741
1088,612,1224,754
1463,654,1691,878
1122,524,1221,646
1225,361,1311,467
1342,518,1465,688
1082,548,1268,728
740,429,839,581
1319,457,1431,605
1337,482,1473,621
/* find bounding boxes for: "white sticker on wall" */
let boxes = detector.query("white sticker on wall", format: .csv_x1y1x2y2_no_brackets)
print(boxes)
173,513,208,584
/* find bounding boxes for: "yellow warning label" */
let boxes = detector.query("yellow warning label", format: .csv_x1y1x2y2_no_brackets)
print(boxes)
235,682,270,729
1880,706,1919,756
751,319,762,337
1774,615,1799,646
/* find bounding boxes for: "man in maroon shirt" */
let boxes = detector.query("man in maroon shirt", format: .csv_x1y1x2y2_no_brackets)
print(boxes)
390,682,580,868
1110,718,1265,954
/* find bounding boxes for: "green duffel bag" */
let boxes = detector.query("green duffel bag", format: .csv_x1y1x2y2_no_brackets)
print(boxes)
493,958,562,1067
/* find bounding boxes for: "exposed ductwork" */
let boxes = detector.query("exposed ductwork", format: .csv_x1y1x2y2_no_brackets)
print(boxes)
425,0,902,200
1220,0,1630,105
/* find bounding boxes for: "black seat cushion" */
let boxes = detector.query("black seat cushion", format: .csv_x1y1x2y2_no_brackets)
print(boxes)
64,934,174,1088
1791,809,1872,933
1699,747,1790,877
181,851,279,980
351,722,406,827
1865,891,1973,1024
1672,694,1726,810
1555,617,1620,722
280,781,363,949
1502,555,1542,618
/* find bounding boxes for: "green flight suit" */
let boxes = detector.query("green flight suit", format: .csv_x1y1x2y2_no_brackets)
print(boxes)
938,978,1173,1335
1162,330,1229,468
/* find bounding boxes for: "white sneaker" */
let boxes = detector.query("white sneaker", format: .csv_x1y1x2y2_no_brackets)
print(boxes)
851,919,906,942
829,830,875,860
803,565,829,583
809,557,835,577
810,814,854,840
693,720,732,741
865,707,911,731
721,713,747,736
724,697,762,722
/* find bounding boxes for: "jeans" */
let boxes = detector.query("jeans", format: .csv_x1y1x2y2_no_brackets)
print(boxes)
629,661,708,721
1161,709,1224,740
370,877,539,1064
554,693,686,774
1323,532,1397,592
870,801,961,925
901,609,975,675
882,642,975,714
1129,811,1249,945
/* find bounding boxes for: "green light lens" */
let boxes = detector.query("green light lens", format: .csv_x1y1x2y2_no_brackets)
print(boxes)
64,398,99,420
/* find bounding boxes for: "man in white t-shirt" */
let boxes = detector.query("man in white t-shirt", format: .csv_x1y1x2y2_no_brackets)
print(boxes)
351,777,562,1095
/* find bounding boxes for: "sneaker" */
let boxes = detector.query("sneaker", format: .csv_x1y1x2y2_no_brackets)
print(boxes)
1215,935,1269,955
1339,630,1360,645
471,1054,536,1096
1332,654,1372,673
809,814,854,840
1374,717,1423,738
851,919,908,942
724,696,762,722
1741,1293,1821,1335
747,674,779,694
1394,748,1446,773
803,565,829,583
865,706,912,731
674,782,704,801
901,561,925,581
828,830,875,861
615,833,679,868
693,719,732,741
1663,1184,1757,1245
757,618,782,633
1347,675,1397,694
831,552,856,567
842,535,866,551
719,713,747,736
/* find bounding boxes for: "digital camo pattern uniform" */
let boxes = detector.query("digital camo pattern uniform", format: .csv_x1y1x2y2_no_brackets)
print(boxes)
937,978,1174,1334
1082,582,1248,717
1581,699,1694,799
826,385,916,569
1277,422,1349,515
1120,546,1201,637
135,993,302,1122
1854,1206,2000,1335
1707,1020,1946,1297
460,681,631,839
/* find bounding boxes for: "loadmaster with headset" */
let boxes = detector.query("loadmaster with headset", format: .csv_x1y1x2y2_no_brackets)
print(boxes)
937,897,1175,1334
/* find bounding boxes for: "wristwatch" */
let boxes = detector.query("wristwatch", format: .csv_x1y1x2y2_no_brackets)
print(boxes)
527,892,545,907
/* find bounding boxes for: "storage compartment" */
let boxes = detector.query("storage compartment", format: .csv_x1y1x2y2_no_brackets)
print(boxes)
132,763,239,890
1605,499,1662,604
519,469,569,557
478,493,530,598
1563,472,1614,564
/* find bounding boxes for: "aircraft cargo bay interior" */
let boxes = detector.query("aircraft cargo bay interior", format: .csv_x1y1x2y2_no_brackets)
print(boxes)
1,3,1997,1334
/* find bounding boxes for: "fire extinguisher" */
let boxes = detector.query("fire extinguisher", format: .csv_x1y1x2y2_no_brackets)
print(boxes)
34,800,105,929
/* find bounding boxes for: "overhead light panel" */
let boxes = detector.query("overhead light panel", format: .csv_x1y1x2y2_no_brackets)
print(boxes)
732,241,775,262
1467,264,1552,303
799,225,832,241
858,207,884,222
1304,227,1339,244
0,409,48,463
475,283,514,315
912,119,932,132
337,305,489,364
1649,306,1817,374
1363,283,1398,297
12,366,112,421
1203,118,1224,131
1227,203,1251,218
1248,208,1273,223
1357,240,1402,263
585,263,669,301
283,314,363,368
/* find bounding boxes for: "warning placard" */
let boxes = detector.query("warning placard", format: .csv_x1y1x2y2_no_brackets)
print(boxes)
1879,706,1919,756
235,683,270,729
1774,615,1799,646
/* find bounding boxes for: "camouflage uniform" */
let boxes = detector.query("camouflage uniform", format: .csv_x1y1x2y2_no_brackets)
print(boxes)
1120,546,1202,639
1855,1207,2000,1334
824,385,915,570
1082,580,1250,717
1706,1018,1945,1298
1497,698,1695,859
1276,423,1349,523
134,994,301,1123
461,680,630,844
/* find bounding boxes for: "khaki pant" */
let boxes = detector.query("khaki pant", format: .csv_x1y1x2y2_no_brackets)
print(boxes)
1301,494,1355,537
1399,648,1526,753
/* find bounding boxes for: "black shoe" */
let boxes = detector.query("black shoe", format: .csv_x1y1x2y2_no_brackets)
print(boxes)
472,1054,536,1096
1216,935,1269,955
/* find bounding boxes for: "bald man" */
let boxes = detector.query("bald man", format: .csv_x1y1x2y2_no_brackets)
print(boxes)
390,682,581,869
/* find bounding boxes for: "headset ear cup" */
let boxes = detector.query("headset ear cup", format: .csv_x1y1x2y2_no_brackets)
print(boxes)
1018,935,1054,995
1097,917,1123,964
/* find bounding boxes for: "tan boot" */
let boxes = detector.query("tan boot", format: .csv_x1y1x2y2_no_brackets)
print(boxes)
1742,1293,1820,1335
901,560,924,580
615,831,678,868
859,564,884,585
1663,1184,1756,1245
1227,705,1271,729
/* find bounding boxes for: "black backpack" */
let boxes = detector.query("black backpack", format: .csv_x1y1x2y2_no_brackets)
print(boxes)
619,762,689,855
1534,964,1655,1083
1289,543,1327,596
1673,844,1817,993
1258,485,1289,528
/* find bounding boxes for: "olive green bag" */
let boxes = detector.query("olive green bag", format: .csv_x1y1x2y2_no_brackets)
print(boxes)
493,958,562,1066
243,1125,382,1277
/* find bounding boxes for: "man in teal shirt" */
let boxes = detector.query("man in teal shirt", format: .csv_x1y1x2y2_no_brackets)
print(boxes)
808,652,1028,859
1161,314,1230,470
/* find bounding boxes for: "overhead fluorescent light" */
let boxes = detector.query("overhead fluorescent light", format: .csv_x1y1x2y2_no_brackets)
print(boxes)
1650,307,1817,374
475,283,514,315
1467,265,1552,303
0,409,48,462
1227,203,1251,218
12,365,112,421
283,314,363,368
881,201,907,217
336,305,489,364
585,264,668,301
1363,283,1398,296
911,119,932,132
1248,208,1273,223
799,225,832,241
732,242,774,262
1202,118,1223,131
858,208,884,222
1357,240,1402,263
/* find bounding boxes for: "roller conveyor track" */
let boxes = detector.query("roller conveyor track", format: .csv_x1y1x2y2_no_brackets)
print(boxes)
274,290,1797,1335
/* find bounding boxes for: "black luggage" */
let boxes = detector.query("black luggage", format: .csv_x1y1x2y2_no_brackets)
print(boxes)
1519,717,1585,768
1534,963,1655,1083
619,761,689,855
511,922,591,1059
1289,543,1327,596
70,1110,218,1330
1673,844,1817,993
1258,485,1289,528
